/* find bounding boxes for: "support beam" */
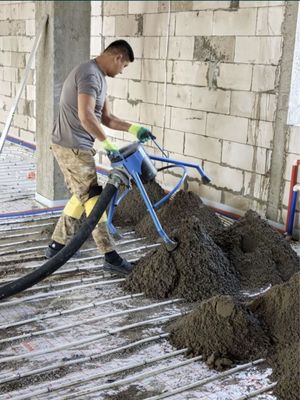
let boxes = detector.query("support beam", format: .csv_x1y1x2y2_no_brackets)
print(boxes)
35,1,91,206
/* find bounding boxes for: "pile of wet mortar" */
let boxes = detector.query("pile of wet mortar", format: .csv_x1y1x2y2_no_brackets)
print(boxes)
117,185,299,399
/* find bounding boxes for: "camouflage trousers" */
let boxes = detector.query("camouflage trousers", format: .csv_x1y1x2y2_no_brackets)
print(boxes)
51,144,114,254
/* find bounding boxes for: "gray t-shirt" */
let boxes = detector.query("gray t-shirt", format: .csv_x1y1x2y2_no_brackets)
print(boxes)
52,59,107,150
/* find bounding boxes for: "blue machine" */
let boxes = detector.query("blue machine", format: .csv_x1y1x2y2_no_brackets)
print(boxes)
107,139,210,251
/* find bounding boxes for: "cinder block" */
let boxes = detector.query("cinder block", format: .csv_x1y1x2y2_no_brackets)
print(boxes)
259,93,277,122
194,36,235,62
18,36,34,53
0,81,11,96
104,1,128,16
166,84,192,109
119,59,141,80
231,90,256,118
4,67,18,82
144,13,175,36
0,20,26,36
12,2,35,20
107,77,127,99
28,116,36,132
247,120,274,149
176,11,213,36
223,191,252,212
205,161,244,192
239,1,284,7
222,141,266,174
91,1,101,17
207,113,248,143
2,37,19,52
19,130,35,144
26,84,35,101
284,153,300,180
128,80,158,104
256,6,285,35
235,37,282,64
288,126,300,154
185,132,222,162
103,17,115,36
252,65,277,92
244,171,269,201
139,102,170,127
213,8,257,35
218,63,252,90
173,61,208,86
193,2,231,10
231,91,276,121
115,15,143,37
0,51,12,67
170,107,206,135
113,98,140,122
14,114,28,130
11,52,26,68
128,1,158,14
142,59,172,82
0,6,11,20
164,37,194,60
199,184,222,203
26,19,35,36
91,16,102,36
191,87,231,114
171,1,193,12
164,128,184,154
143,37,160,58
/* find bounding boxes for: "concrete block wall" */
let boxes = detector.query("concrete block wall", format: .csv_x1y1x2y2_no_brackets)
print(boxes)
90,0,299,229
0,1,298,229
0,1,35,143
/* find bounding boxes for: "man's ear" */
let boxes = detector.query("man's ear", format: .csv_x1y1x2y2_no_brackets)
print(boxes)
115,53,123,63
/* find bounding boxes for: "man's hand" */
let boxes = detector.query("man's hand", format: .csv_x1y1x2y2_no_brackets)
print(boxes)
128,124,155,143
102,138,119,161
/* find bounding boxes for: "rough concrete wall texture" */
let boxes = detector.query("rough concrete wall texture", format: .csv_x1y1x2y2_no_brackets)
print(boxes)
0,1,35,143
90,0,300,229
0,1,299,228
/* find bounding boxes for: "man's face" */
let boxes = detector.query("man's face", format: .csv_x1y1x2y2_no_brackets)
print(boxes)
108,54,129,77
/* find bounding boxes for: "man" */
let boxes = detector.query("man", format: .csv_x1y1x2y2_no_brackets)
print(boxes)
46,39,152,276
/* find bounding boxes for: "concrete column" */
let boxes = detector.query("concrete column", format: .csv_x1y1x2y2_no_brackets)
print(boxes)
266,1,298,222
35,1,91,207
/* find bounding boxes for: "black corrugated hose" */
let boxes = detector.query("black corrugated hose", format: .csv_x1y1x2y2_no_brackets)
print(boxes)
0,183,118,301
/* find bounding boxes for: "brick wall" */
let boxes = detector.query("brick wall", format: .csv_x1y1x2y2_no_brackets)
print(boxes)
0,1,35,143
0,1,299,228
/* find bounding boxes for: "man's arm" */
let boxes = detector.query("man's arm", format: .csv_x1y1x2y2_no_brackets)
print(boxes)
101,100,131,131
78,93,107,141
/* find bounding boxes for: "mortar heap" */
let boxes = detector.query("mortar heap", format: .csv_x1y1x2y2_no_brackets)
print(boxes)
117,182,300,400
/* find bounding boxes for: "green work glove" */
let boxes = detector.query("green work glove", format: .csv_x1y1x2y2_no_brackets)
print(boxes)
102,138,119,161
128,124,154,143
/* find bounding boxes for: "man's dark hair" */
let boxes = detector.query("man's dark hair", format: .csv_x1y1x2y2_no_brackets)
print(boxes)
104,40,134,62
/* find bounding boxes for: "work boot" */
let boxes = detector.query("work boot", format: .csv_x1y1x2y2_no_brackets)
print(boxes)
103,250,133,276
45,240,64,259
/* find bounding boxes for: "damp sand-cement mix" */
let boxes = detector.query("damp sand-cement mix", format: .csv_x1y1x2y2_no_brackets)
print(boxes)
119,183,300,399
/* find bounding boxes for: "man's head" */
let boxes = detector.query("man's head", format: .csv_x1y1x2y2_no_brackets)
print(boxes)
101,40,134,77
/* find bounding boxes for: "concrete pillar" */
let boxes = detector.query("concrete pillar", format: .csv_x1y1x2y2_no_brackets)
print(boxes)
266,1,298,222
35,1,91,207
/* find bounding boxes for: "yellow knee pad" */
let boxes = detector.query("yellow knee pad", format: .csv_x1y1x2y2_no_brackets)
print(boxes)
84,195,107,223
63,195,84,220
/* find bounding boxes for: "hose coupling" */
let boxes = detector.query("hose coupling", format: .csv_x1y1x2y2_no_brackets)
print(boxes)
108,167,131,189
